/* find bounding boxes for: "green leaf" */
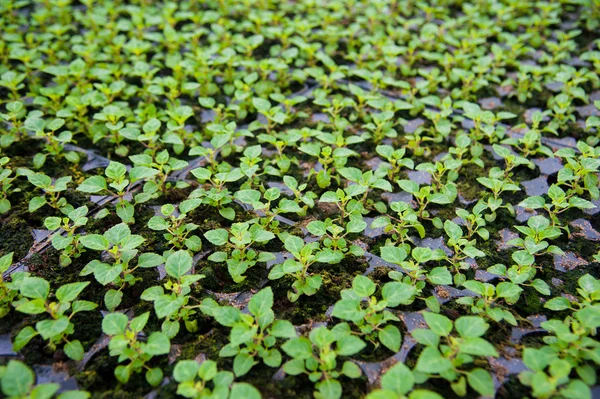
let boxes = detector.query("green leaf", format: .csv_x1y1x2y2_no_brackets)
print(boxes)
80,234,109,251
415,347,452,373
105,161,127,180
252,97,271,113
230,383,262,399
332,299,364,323
173,360,200,382
36,317,70,340
130,312,150,332
248,287,274,328
444,220,463,241
283,358,306,375
154,295,185,319
545,297,571,311
352,275,376,297
0,252,13,273
57,391,91,399
460,337,499,357
284,235,305,254
519,196,545,209
270,320,297,338
314,249,343,264
144,332,171,355
64,340,84,361
16,299,46,314
104,289,123,312
137,253,165,268
165,250,193,279
532,279,551,295
307,221,327,236
316,379,342,399
455,316,488,338
77,176,107,193
561,379,592,399
13,326,38,352
146,367,163,387
347,217,367,233
102,313,128,335
380,362,414,395
427,267,452,285
44,216,61,230
281,337,313,359
496,282,523,304
467,368,494,397
230,324,258,347
105,223,130,244
382,282,416,307
379,325,402,352
576,305,600,329
523,347,553,371
380,246,407,264
1,360,35,396
342,361,362,378
28,196,46,212
72,300,98,314
235,189,261,204
114,365,131,384
56,282,89,303
20,276,50,300
204,229,229,246
423,312,453,336
233,353,256,377
336,335,366,356
148,216,169,230
129,166,160,182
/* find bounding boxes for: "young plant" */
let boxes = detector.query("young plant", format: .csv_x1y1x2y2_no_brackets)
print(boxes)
173,359,261,399
305,218,366,259
25,116,79,167
520,278,600,399
80,223,164,310
77,161,160,223
332,275,411,352
44,206,89,266
366,362,443,399
381,245,452,309
281,324,365,399
413,313,498,397
268,234,337,302
148,201,203,252
0,157,23,214
396,179,456,223
234,187,304,231
508,215,564,257
487,250,551,296
457,280,522,325
371,201,426,245
376,145,415,181
0,360,90,399
204,222,276,283
12,279,97,360
189,165,244,221
200,287,297,376
519,184,597,229
130,150,189,194
26,172,71,213
455,201,490,241
443,220,486,280
141,250,205,338
0,253,18,318
102,312,171,387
